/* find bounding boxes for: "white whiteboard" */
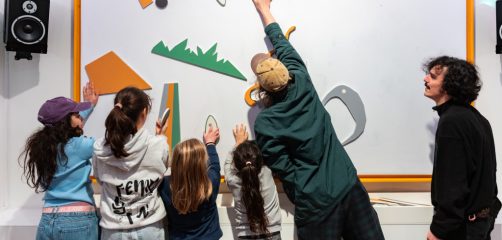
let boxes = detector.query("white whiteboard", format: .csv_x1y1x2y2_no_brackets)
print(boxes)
80,0,466,174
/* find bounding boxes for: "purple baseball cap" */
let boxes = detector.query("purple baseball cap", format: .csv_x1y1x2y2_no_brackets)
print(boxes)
37,97,92,126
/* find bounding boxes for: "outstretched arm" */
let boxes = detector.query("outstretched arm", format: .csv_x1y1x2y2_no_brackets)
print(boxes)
224,124,249,186
81,82,99,121
83,81,99,107
204,127,221,199
252,0,308,74
252,0,275,28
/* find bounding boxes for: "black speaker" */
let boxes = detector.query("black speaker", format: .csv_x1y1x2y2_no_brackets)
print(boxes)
497,0,502,54
3,0,50,60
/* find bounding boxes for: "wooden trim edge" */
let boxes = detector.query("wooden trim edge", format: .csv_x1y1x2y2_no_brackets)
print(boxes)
466,0,475,63
73,0,81,101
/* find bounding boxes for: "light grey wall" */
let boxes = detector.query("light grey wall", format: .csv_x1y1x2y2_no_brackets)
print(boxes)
0,0,7,209
0,227,37,240
80,0,466,175
1,0,74,209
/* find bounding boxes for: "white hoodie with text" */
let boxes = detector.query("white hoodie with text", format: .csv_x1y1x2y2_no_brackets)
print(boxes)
93,127,168,229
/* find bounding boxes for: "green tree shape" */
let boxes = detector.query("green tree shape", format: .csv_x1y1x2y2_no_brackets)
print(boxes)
152,39,246,81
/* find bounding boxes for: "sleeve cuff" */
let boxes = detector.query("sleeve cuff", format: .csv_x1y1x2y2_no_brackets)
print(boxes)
206,144,217,155
79,105,95,120
430,222,447,239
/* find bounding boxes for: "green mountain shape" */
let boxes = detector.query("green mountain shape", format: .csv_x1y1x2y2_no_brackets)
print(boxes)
152,39,246,81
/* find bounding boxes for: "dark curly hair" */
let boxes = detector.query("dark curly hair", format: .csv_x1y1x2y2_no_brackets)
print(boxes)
19,113,82,193
423,56,481,104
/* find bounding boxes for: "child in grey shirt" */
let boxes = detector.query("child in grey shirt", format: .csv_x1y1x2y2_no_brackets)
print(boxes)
224,124,282,239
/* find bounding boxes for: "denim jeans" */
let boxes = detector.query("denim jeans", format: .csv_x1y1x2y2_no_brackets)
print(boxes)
239,232,282,240
36,211,99,240
101,219,165,240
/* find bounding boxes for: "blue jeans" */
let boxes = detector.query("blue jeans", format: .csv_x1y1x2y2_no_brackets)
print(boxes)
36,211,99,240
101,219,165,240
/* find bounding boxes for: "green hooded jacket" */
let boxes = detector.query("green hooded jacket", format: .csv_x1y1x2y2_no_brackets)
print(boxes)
254,23,358,227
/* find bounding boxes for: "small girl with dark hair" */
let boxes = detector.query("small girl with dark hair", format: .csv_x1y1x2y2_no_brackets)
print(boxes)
159,127,222,240
93,86,169,239
224,124,282,239
20,82,99,240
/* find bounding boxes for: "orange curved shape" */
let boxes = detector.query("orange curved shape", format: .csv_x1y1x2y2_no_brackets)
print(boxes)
244,82,260,107
285,26,296,40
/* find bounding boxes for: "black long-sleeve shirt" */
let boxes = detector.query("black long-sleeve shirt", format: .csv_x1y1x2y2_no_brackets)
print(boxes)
430,100,498,239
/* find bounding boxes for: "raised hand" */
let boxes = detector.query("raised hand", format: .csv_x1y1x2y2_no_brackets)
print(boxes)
155,119,168,136
232,124,249,146
252,0,271,12
204,126,220,145
251,0,275,27
83,81,99,107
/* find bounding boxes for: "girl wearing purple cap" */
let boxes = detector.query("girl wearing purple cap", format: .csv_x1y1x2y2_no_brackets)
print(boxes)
19,82,100,240
93,87,169,240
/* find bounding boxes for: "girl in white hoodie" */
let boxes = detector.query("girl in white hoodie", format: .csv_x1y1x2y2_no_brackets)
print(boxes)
93,87,168,240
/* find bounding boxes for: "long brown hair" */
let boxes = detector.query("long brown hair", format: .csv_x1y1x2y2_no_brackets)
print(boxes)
104,87,151,158
20,114,81,193
232,140,269,234
170,138,212,214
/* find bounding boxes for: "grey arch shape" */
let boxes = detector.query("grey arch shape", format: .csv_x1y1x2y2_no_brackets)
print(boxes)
217,0,226,7
322,85,366,146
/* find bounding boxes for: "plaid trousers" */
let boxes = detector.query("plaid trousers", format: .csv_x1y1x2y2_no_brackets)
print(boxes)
297,179,385,240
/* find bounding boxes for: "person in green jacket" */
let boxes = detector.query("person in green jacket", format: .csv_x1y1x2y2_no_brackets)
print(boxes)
250,0,384,239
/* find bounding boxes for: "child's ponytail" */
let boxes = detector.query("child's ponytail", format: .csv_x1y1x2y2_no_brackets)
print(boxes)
233,141,269,234
105,105,135,158
104,87,151,158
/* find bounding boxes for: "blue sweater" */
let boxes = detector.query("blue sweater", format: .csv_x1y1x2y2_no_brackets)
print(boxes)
160,144,222,240
44,108,95,207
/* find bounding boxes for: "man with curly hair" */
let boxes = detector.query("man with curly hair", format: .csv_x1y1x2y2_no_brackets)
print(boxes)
423,56,500,240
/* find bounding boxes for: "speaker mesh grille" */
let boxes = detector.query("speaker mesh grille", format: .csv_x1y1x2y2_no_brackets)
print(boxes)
11,15,45,45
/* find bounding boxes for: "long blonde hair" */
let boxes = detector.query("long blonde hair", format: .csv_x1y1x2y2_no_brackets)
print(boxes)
170,138,212,214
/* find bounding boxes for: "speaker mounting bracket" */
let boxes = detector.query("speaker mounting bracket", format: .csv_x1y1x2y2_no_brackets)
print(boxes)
14,51,33,60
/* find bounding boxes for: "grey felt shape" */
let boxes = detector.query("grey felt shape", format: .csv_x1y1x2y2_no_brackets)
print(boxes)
322,85,366,146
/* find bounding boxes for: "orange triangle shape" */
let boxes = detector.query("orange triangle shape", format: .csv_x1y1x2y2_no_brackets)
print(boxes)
85,51,151,95
139,0,153,9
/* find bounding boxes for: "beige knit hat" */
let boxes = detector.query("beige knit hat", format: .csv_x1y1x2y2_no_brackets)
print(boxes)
250,53,290,92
